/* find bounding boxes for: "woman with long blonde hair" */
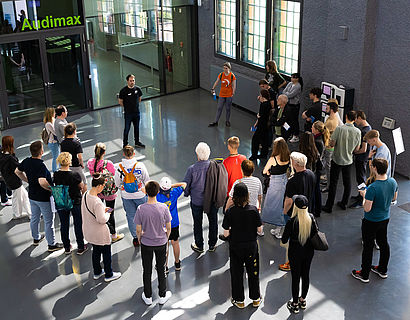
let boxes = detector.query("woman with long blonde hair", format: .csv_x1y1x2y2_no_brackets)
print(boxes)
43,107,59,172
281,195,318,314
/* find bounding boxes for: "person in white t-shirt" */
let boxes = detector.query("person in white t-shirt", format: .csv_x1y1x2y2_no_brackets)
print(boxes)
114,145,150,247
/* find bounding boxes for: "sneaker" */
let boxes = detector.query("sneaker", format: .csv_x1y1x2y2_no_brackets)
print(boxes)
226,121,231,127
104,271,122,282
48,243,64,252
371,265,388,279
111,233,125,243
289,136,299,143
191,242,204,253
135,142,145,148
93,269,105,280
33,234,45,246
77,244,89,256
1,199,12,206
219,234,229,241
175,261,181,271
64,244,73,255
298,298,307,309
208,122,218,127
231,298,245,309
279,261,291,271
159,291,172,305
351,269,369,283
287,300,299,313
133,238,140,247
253,297,262,308
142,292,153,305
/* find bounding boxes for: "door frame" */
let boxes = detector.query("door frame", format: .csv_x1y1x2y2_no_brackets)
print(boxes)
0,26,92,129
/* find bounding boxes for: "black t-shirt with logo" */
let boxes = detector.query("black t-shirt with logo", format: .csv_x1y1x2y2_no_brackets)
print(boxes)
119,86,143,114
60,138,83,167
285,169,316,215
222,204,262,244
53,170,82,205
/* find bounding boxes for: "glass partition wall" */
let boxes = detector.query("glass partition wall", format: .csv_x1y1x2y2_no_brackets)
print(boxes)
84,0,197,109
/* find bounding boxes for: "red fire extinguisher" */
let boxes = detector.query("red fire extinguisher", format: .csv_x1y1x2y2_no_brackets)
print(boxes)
166,49,173,72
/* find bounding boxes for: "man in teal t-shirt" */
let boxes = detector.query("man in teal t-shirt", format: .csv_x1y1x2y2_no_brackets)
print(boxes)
351,158,398,283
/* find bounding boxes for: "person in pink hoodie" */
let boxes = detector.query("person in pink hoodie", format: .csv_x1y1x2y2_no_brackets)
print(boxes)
81,174,121,282
87,143,124,243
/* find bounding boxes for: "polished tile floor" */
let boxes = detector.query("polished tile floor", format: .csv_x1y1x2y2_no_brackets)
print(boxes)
1,89,409,320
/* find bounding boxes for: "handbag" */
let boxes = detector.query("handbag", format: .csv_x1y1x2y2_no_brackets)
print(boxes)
310,217,329,251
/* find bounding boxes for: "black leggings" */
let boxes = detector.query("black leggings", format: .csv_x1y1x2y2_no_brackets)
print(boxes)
289,246,314,303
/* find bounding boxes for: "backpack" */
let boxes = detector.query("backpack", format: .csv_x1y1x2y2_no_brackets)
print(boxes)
41,127,49,145
119,162,139,193
50,185,73,210
99,161,118,197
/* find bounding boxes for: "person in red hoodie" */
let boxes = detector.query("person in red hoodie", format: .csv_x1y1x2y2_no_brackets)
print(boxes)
220,136,246,241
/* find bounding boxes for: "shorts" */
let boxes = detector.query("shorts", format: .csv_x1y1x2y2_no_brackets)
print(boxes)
169,226,180,241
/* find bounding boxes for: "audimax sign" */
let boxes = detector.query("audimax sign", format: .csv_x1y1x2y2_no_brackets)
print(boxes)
22,15,81,31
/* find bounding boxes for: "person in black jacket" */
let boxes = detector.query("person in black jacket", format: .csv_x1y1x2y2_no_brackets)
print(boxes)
281,195,318,314
222,183,263,309
272,94,292,141
250,89,271,160
0,136,31,218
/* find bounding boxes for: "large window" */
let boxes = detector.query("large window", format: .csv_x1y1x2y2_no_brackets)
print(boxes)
215,0,302,73
215,0,236,58
241,0,266,67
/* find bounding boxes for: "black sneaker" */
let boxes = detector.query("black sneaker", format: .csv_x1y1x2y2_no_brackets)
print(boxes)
298,298,307,309
135,142,145,148
287,300,299,314
219,234,229,241
133,238,140,247
371,265,388,279
77,244,89,256
226,121,231,127
351,269,369,283
48,243,64,252
175,261,181,271
191,242,204,253
33,234,45,246
208,122,218,127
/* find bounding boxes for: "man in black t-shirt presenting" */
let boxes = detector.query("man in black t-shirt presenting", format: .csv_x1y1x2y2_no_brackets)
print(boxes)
302,87,322,132
118,74,144,148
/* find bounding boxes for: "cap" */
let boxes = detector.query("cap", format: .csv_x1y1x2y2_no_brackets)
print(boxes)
292,195,309,209
159,177,172,191
233,182,248,198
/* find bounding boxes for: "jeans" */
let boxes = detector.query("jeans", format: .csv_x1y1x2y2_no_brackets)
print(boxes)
141,243,167,298
288,103,300,137
361,218,390,279
325,161,353,208
29,199,56,245
57,204,84,250
229,242,260,301
48,142,60,173
289,246,314,303
215,97,232,123
0,181,12,203
122,196,147,238
92,244,113,278
190,202,218,249
123,112,140,146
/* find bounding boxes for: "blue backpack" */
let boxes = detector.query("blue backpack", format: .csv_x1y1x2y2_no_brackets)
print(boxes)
51,185,73,210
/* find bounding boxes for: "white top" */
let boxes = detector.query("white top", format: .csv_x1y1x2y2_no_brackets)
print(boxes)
229,176,263,207
114,158,150,199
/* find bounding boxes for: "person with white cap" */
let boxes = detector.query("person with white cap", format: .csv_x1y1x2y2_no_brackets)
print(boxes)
156,177,186,274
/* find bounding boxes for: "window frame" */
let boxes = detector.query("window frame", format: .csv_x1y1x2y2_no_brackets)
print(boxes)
214,0,303,74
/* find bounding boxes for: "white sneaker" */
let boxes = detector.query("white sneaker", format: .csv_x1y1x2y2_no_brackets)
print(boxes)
104,271,121,282
289,136,299,143
93,269,105,280
1,199,12,206
142,292,153,305
158,291,172,305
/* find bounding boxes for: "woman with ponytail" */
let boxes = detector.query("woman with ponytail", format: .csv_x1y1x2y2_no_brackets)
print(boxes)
281,195,318,314
87,143,124,243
